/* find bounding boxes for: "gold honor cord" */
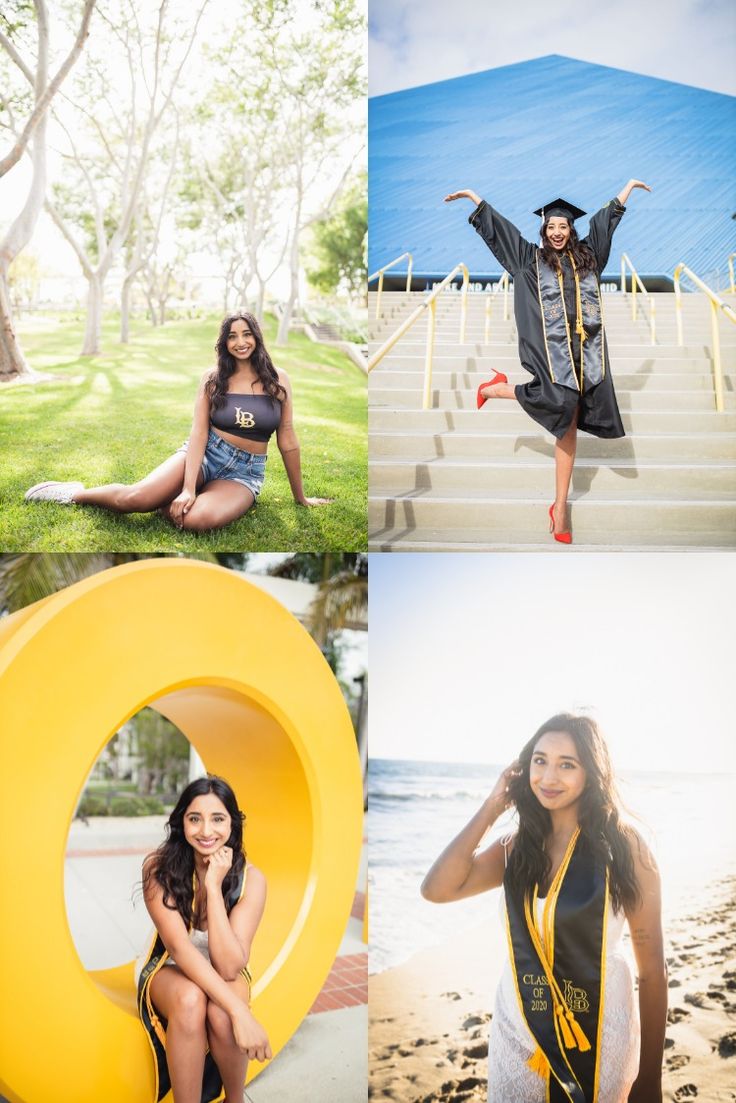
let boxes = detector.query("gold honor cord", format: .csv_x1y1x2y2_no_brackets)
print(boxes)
555,265,578,391
567,252,587,394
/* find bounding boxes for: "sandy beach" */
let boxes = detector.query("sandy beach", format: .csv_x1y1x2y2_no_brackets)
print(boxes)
369,876,736,1102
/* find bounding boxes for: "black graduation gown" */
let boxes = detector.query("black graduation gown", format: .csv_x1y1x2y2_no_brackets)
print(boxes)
468,198,626,440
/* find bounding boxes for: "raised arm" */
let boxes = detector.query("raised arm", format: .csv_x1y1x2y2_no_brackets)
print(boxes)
420,762,518,903
616,180,652,206
445,189,536,275
275,369,332,507
624,832,667,1103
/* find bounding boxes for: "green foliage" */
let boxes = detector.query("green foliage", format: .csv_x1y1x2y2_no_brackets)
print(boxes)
1,312,366,551
76,792,166,817
306,174,367,299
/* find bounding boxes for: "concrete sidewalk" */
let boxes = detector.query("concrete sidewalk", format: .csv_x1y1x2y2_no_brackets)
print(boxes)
59,816,367,1103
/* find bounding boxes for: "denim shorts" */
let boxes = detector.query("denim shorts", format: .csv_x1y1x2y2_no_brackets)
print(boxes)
177,429,267,498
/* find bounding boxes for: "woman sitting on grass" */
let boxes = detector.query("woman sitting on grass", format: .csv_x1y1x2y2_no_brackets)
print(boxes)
25,312,331,530
137,775,270,1103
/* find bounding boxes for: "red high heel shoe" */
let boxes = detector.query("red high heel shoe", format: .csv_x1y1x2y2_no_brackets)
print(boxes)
549,504,572,545
476,371,508,409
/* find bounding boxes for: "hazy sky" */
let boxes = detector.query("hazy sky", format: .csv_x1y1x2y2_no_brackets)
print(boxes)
369,552,735,774
369,0,736,97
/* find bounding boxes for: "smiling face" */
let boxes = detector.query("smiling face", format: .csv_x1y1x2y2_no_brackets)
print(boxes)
528,729,587,812
545,216,571,251
226,317,257,362
182,792,232,857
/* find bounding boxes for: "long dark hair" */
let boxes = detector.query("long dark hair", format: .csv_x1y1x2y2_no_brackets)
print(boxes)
143,775,247,927
207,311,287,410
539,219,597,275
506,713,641,914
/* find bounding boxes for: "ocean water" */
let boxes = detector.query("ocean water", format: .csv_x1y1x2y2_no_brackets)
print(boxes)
368,758,736,975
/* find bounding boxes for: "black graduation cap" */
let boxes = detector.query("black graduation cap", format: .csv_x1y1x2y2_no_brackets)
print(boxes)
534,197,586,223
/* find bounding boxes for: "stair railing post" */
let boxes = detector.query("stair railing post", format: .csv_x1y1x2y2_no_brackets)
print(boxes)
484,293,492,346
375,272,384,319
710,299,724,413
423,297,437,411
503,272,510,321
406,256,413,294
459,264,469,344
650,297,656,346
674,265,684,347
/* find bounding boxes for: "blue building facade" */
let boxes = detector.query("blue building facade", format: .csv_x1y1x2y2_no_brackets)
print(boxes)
369,55,736,289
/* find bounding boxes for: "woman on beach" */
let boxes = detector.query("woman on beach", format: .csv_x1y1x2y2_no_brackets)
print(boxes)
24,312,330,530
421,713,667,1103
136,775,271,1103
444,181,651,543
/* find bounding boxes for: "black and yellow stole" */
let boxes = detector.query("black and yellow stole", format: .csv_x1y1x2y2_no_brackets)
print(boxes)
137,866,250,1103
504,828,608,1103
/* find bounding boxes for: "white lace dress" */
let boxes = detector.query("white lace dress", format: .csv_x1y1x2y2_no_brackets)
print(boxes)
487,892,640,1103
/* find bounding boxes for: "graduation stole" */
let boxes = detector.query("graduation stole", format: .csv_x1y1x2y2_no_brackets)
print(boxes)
535,252,606,393
504,828,608,1103
137,865,249,1103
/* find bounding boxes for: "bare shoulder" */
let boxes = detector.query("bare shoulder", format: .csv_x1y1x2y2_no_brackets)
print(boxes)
245,863,266,891
200,367,217,386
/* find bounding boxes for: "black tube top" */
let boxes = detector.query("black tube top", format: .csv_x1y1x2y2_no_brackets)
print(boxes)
210,393,282,443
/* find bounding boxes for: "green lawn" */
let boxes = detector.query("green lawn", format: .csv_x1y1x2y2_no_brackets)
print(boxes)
1,312,366,551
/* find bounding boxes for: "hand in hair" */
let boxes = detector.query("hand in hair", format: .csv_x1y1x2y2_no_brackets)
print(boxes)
488,760,522,812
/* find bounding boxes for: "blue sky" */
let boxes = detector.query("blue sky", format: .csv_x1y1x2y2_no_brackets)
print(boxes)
369,0,736,96
368,552,735,774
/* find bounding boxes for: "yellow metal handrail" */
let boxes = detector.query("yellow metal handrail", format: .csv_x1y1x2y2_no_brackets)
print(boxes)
369,252,413,318
674,262,736,414
484,272,511,343
368,262,470,410
728,253,735,295
620,253,656,344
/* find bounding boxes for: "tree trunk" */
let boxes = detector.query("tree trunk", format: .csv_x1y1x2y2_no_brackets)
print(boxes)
120,275,133,343
81,274,104,355
0,267,34,381
255,279,266,323
276,225,300,346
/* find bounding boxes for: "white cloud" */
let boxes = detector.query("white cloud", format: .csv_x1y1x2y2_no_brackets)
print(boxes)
369,0,736,96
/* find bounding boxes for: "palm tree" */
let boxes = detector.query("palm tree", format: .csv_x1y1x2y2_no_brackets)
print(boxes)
268,553,367,646
0,552,244,614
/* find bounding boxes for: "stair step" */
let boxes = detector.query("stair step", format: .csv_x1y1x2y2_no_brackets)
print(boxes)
368,387,735,411
369,408,736,433
372,370,732,391
370,459,736,495
368,493,736,544
368,430,736,461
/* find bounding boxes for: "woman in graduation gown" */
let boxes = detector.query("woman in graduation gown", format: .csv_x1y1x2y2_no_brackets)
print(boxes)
421,714,667,1103
445,181,651,543
136,776,271,1103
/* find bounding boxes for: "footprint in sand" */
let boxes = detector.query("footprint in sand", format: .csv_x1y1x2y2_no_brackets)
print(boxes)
666,1053,690,1070
462,1013,492,1029
718,1031,736,1058
674,1086,698,1100
441,991,462,1001
667,1007,692,1024
462,1042,489,1060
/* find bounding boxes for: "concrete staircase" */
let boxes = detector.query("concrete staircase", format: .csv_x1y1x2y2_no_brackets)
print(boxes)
369,290,736,550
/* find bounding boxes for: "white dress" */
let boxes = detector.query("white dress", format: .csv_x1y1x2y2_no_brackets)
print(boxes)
487,892,640,1103
134,926,211,986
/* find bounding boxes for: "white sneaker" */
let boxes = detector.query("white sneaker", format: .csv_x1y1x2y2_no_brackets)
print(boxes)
24,481,84,504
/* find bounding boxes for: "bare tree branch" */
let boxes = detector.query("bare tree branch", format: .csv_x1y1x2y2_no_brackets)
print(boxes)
0,0,97,178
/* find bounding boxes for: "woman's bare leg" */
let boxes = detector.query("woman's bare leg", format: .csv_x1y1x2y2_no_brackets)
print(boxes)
205,976,251,1103
479,381,517,401
161,479,255,532
149,967,208,1103
72,453,197,513
552,405,579,532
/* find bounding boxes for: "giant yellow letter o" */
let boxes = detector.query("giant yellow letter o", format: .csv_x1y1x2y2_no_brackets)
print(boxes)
0,560,363,1103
